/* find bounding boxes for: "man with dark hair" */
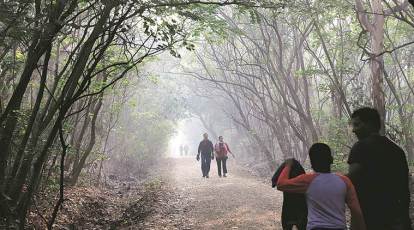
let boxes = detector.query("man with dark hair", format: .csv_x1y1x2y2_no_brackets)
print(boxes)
277,143,366,230
196,133,214,178
308,143,333,173
348,107,412,230
350,107,381,138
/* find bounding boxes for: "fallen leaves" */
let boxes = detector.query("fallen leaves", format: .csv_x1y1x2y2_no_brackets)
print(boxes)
26,175,193,229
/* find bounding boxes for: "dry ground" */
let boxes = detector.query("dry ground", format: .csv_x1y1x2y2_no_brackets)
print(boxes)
27,157,414,229
163,157,283,230
31,157,284,229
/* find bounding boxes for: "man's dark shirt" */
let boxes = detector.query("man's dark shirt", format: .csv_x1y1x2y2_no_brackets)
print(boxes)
198,139,214,155
348,135,410,223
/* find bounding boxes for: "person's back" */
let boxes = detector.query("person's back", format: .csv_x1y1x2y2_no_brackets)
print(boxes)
306,173,348,229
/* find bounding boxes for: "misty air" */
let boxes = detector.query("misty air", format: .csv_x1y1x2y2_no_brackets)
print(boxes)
1,1,414,229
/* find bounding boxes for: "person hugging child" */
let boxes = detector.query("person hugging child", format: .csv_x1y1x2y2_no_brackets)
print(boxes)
276,143,366,230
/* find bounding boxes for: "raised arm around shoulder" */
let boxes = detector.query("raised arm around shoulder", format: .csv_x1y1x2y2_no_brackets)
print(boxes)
340,175,366,230
276,165,316,193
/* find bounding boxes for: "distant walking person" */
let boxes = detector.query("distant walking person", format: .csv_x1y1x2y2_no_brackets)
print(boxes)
197,133,214,178
184,145,189,156
277,143,366,230
347,107,412,230
214,136,234,177
179,145,184,156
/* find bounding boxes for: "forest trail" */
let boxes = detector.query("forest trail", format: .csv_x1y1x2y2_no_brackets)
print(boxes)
47,157,284,229
157,157,284,230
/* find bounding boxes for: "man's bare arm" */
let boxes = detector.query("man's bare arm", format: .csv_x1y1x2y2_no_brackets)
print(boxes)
340,175,366,230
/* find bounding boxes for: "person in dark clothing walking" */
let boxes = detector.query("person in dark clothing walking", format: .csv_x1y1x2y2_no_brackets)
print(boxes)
347,107,412,230
214,136,234,177
197,133,214,178
272,159,307,230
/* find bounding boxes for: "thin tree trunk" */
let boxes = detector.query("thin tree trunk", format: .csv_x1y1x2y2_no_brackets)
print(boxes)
47,124,67,229
70,94,104,185
8,45,52,184
0,1,74,187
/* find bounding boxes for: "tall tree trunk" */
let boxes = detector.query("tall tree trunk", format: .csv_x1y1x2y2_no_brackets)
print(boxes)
370,0,385,134
0,0,73,187
70,98,93,173
11,4,115,224
355,0,386,133
70,94,103,185
8,45,52,184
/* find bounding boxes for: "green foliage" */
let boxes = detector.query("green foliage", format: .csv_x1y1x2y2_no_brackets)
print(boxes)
295,67,326,78
331,157,348,174
314,109,352,173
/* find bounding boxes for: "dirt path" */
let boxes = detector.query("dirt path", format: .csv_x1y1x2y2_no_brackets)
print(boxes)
41,157,283,229
29,157,414,229
161,157,284,230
